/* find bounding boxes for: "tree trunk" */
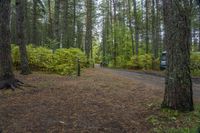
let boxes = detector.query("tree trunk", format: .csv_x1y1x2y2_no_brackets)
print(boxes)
0,0,22,90
112,0,117,66
62,0,69,48
24,0,31,44
77,21,83,50
47,0,53,39
32,0,38,45
85,0,93,60
54,0,61,48
145,0,149,54
73,0,76,47
152,0,158,58
128,0,135,55
162,0,194,111
133,0,139,55
16,0,31,75
199,8,200,51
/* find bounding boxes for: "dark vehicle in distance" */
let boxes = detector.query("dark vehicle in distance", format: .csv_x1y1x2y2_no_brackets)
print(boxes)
160,51,167,70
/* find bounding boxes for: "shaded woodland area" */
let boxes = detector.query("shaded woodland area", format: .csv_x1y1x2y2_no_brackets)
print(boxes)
0,0,200,132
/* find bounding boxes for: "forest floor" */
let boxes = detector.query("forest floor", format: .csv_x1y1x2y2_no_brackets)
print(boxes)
0,67,200,133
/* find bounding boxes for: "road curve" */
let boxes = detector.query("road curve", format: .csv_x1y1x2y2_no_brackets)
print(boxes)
98,67,200,100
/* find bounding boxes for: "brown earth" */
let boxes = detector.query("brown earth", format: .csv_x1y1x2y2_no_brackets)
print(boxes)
0,68,198,133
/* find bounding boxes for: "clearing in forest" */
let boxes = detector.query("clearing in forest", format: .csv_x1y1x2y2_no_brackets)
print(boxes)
0,68,199,132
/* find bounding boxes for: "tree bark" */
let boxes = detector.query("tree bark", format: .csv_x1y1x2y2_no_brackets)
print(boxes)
152,0,158,58
47,0,53,39
85,0,93,60
145,0,149,54
16,0,31,75
133,0,139,56
162,0,194,111
112,0,117,66
54,0,61,48
62,0,69,48
128,0,135,55
199,7,200,51
73,0,76,47
0,0,22,90
32,0,38,45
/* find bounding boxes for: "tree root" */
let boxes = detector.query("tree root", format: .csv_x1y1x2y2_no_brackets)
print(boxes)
0,78,24,91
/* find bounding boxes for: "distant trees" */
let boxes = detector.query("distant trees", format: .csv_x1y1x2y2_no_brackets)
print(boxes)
162,0,194,111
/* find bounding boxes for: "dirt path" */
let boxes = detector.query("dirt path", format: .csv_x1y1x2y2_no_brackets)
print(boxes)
101,67,200,100
0,68,198,133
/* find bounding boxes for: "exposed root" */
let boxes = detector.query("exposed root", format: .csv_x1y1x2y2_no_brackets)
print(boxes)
0,78,24,91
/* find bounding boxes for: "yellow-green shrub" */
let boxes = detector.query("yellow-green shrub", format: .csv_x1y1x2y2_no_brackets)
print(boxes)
12,45,87,75
191,52,200,76
130,54,155,70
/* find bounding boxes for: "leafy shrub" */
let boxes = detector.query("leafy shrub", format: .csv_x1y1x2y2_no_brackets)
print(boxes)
130,54,157,70
191,52,200,76
12,45,87,75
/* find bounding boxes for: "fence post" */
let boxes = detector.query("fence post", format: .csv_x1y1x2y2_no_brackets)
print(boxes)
77,58,80,76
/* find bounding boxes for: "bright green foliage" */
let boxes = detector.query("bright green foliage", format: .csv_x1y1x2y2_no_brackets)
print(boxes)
12,45,87,75
191,52,200,76
53,48,87,75
108,53,159,70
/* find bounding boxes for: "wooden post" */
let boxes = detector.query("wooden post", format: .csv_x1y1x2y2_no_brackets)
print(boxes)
77,58,80,76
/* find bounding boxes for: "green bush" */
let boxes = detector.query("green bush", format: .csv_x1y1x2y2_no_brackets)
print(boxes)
191,52,200,76
12,45,87,75
130,54,157,70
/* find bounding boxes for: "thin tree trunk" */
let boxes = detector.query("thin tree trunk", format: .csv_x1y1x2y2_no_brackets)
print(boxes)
77,21,83,50
54,0,61,48
133,0,139,55
48,0,53,39
73,0,76,47
16,0,31,75
199,8,200,51
112,0,117,66
32,0,38,45
162,0,194,111
62,0,69,48
128,0,135,55
152,0,158,58
145,0,149,53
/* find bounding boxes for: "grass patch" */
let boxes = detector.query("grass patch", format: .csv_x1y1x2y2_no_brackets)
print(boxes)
147,104,200,133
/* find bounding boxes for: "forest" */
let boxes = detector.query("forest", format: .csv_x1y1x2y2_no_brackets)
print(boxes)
0,0,200,132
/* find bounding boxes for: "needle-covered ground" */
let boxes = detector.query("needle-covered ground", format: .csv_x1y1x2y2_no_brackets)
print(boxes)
0,68,199,133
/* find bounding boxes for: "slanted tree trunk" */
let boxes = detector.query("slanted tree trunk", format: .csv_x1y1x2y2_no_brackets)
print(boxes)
0,0,22,90
16,0,31,75
162,0,194,111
